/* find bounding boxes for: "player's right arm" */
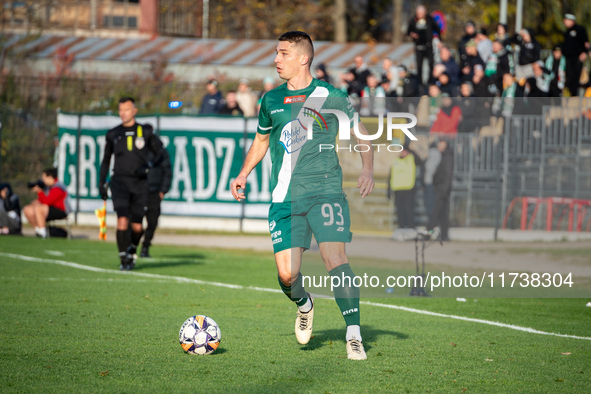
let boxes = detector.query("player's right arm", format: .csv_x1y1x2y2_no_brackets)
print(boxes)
231,94,273,201
230,132,269,201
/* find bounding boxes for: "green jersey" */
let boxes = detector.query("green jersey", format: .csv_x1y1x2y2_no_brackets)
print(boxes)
257,78,355,202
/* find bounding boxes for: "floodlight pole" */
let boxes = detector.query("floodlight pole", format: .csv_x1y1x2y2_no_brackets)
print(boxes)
515,0,523,32
499,0,508,24
202,0,209,39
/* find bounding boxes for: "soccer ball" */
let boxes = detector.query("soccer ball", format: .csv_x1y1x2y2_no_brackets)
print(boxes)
179,315,221,355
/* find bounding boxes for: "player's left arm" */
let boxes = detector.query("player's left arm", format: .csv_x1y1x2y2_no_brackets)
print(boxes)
350,121,374,198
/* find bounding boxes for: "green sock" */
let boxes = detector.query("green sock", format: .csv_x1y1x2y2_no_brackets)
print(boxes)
278,273,308,307
329,263,360,326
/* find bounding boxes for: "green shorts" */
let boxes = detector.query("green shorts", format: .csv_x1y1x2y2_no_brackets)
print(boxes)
268,193,353,254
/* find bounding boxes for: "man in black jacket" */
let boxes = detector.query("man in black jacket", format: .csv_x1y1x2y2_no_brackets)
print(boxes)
99,97,165,270
140,149,172,258
407,5,441,87
427,140,453,241
562,14,590,96
0,183,21,235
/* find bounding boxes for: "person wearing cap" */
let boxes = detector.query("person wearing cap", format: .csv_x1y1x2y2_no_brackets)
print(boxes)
459,21,477,63
486,40,515,95
461,40,486,82
407,5,441,86
200,80,224,115
562,13,590,96
545,46,566,99
236,78,257,117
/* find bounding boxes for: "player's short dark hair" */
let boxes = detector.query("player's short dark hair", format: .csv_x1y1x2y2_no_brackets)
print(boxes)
43,168,58,179
278,31,314,67
119,97,136,105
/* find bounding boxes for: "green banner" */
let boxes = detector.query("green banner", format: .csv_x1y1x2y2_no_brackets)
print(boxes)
57,114,271,218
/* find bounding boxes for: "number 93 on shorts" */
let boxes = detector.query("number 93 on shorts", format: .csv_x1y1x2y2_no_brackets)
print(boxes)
268,193,352,254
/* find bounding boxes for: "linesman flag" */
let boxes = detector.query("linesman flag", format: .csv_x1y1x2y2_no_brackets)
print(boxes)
95,201,107,241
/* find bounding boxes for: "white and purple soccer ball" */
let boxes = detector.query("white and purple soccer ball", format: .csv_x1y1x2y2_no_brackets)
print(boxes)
179,315,221,355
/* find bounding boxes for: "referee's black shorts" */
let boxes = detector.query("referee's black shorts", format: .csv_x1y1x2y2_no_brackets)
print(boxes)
110,176,148,223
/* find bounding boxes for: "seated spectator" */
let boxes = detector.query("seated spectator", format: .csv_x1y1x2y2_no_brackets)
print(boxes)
499,73,517,117
23,168,71,239
381,58,393,85
529,60,552,97
236,79,257,117
486,40,514,95
428,84,442,125
440,46,460,86
0,182,21,235
315,63,332,84
430,93,462,135
393,65,421,112
472,64,494,97
200,80,224,115
360,74,386,116
495,23,511,48
437,72,457,96
218,91,244,116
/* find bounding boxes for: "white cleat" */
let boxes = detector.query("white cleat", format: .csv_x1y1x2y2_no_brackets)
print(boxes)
346,339,367,360
295,293,314,345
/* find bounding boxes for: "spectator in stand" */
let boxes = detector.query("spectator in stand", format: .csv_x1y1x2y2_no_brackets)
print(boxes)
546,46,566,99
562,13,590,96
458,81,480,133
0,182,21,235
511,28,541,79
430,93,462,135
387,141,422,237
461,40,486,82
257,76,276,113
393,65,421,112
439,46,460,87
459,21,477,64
360,74,386,116
315,63,332,84
381,58,393,84
486,40,515,95
498,73,517,118
428,84,442,125
23,168,71,239
236,79,257,117
472,64,494,97
475,29,493,64
218,91,244,116
200,80,224,115
529,60,552,97
407,5,440,87
348,56,371,96
427,139,454,242
495,23,512,48
437,72,457,97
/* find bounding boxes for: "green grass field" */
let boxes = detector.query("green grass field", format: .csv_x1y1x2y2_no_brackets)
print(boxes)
1,236,590,393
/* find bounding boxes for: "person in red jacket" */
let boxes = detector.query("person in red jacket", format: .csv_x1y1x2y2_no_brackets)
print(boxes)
430,93,462,135
23,168,71,238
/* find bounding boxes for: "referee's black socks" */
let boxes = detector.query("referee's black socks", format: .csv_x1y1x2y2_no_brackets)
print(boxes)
130,229,144,249
116,229,131,253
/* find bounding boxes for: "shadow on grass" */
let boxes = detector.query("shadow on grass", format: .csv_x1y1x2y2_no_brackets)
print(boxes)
157,253,207,260
134,258,205,270
300,325,408,352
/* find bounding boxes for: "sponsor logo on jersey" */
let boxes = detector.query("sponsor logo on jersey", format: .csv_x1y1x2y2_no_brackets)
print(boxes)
269,220,276,231
303,107,328,131
271,230,282,239
284,95,306,104
271,108,284,115
272,237,283,244
279,119,308,154
337,227,344,232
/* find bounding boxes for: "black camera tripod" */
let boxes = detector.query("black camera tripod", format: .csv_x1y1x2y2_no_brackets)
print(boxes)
409,231,442,296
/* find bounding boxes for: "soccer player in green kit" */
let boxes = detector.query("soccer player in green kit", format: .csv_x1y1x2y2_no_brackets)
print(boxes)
230,31,374,360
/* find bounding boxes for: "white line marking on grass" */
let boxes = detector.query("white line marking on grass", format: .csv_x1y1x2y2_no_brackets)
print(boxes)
45,250,65,256
2,252,590,341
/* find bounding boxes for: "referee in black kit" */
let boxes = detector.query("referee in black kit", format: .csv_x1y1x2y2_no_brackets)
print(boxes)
99,97,165,270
